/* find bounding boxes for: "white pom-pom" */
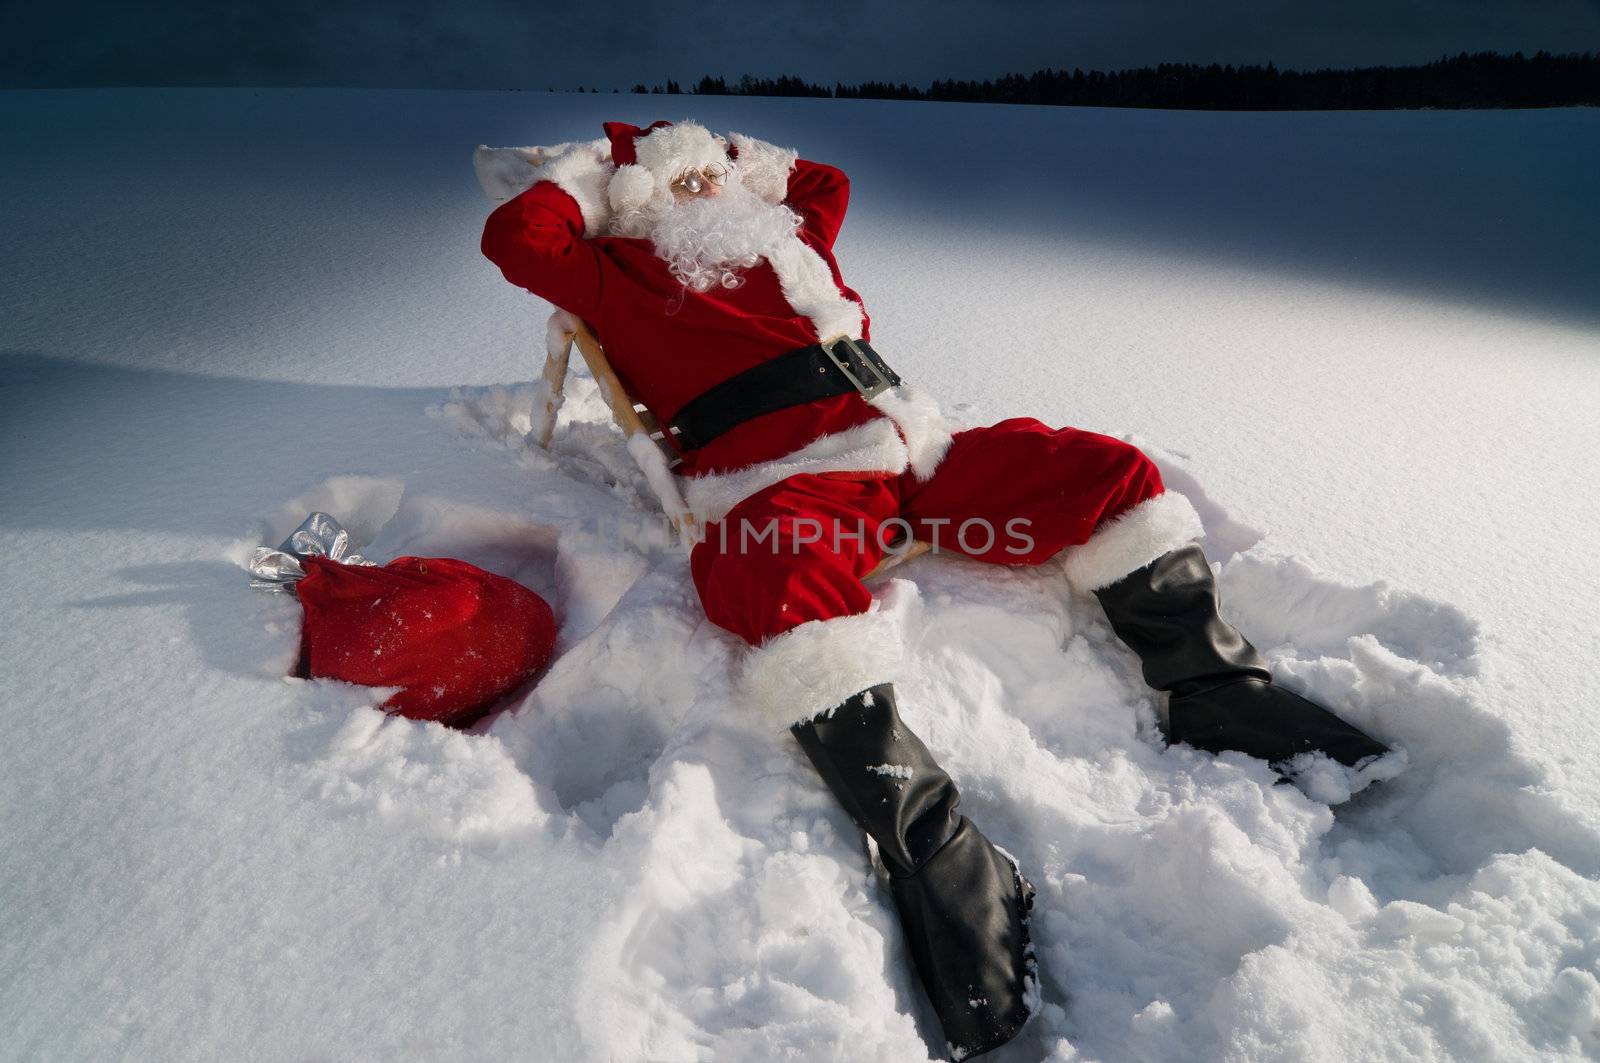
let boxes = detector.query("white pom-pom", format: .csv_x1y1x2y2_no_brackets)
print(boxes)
608,164,657,212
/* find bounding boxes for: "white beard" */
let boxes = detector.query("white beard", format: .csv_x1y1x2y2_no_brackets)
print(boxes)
610,178,805,293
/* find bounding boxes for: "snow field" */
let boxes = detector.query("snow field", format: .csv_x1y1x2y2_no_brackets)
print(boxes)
413,379,1600,1059
3,89,1598,1060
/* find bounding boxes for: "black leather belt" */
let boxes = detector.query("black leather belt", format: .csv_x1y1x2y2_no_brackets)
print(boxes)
668,337,901,451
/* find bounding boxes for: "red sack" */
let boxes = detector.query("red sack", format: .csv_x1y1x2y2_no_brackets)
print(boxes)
294,555,555,728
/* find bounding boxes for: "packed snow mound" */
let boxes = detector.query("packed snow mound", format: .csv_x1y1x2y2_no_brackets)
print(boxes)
321,380,1600,1061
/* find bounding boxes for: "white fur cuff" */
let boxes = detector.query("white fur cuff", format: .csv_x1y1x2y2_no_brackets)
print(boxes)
474,143,546,202
1061,490,1206,592
537,144,616,238
473,138,602,200
728,131,799,204
741,579,919,727
608,163,657,213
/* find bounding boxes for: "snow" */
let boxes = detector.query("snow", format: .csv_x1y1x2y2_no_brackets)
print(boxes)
2,87,1599,1060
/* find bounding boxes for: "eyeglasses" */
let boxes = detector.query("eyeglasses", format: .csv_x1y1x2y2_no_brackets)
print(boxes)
671,163,729,196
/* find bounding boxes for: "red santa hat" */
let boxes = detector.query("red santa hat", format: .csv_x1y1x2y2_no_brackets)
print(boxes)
603,118,732,213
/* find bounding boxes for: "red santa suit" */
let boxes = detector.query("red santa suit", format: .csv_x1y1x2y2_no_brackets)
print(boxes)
479,120,1206,723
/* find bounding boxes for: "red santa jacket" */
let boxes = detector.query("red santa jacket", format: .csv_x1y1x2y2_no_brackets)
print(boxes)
479,134,951,524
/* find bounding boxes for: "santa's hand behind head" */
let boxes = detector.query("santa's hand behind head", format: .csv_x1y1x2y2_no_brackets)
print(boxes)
724,132,799,204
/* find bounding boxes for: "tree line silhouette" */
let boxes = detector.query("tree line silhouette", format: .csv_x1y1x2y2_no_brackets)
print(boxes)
581,52,1598,109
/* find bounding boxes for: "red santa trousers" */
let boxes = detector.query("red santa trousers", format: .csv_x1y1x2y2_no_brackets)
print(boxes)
692,418,1208,723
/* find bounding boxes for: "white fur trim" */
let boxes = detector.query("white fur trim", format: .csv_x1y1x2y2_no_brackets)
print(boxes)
473,138,607,201
757,219,957,485
762,231,865,345
632,119,730,186
675,383,957,525
474,144,545,202
532,142,616,238
608,163,657,213
1061,491,1206,592
681,418,909,526
474,138,615,239
867,383,954,481
728,132,799,203
741,579,919,726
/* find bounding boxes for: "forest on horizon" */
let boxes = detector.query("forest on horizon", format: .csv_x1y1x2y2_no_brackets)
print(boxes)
562,51,1600,109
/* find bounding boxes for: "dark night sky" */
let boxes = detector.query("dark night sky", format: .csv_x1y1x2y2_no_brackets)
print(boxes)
6,0,1600,90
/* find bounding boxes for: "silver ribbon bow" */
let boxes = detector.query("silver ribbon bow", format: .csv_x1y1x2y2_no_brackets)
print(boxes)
248,512,376,594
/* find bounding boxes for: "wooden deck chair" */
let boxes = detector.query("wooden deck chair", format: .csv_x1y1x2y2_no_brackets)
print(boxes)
534,309,930,580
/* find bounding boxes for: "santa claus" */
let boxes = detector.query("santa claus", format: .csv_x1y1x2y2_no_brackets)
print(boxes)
479,118,1393,1059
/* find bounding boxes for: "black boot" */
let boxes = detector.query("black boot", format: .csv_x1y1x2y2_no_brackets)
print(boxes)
1093,544,1391,770
792,683,1035,1059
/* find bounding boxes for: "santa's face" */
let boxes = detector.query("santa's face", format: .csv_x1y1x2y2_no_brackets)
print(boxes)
611,167,804,294
673,179,721,203
669,162,730,202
